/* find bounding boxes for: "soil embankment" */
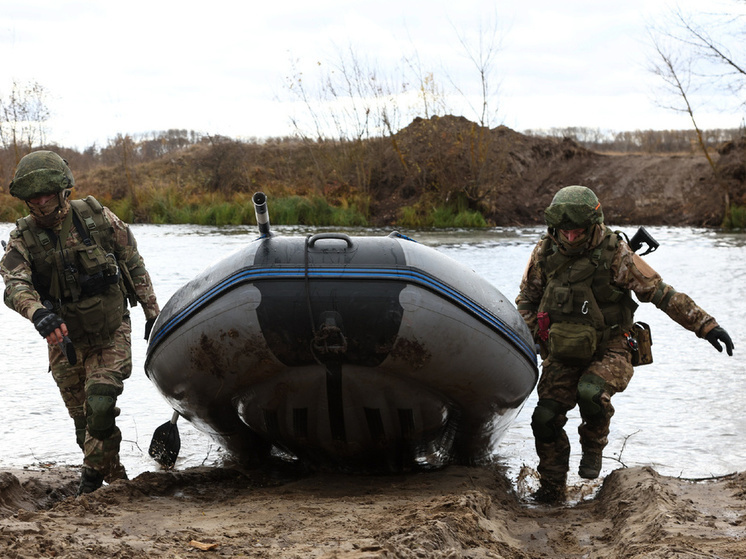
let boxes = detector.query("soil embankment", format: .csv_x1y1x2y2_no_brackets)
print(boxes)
370,117,746,227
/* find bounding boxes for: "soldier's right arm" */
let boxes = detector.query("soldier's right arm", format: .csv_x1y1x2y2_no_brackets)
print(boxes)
0,231,46,321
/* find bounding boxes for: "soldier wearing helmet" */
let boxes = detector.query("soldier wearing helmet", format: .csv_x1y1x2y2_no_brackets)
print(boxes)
516,185,733,504
0,150,160,496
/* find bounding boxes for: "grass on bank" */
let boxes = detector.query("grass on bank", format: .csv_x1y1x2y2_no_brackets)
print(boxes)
723,204,746,230
0,183,492,228
106,190,372,227
397,204,488,229
1,189,743,230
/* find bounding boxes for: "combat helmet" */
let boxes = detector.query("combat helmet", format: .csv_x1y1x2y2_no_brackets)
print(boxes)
9,150,75,201
544,185,604,230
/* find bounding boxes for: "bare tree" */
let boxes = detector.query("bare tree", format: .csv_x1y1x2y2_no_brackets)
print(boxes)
285,46,417,193
449,12,504,128
648,3,746,223
401,51,449,122
666,6,745,103
649,33,730,219
441,13,507,205
0,80,50,162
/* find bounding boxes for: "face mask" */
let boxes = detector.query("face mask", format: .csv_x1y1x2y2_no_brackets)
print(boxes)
28,192,70,228
557,229,589,255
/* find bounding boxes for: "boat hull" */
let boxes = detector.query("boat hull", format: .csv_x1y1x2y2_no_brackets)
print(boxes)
145,232,538,471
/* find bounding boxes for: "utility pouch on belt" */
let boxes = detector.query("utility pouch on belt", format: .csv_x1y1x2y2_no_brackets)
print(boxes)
629,322,653,366
60,284,124,343
548,322,597,365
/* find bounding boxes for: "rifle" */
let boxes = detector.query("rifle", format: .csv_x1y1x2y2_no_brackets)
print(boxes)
627,227,659,256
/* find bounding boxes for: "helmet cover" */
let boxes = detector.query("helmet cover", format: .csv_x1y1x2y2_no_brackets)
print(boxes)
544,185,604,229
9,150,75,200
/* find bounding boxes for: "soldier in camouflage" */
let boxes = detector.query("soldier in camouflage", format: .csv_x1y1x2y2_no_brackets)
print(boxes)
516,185,733,504
0,151,160,496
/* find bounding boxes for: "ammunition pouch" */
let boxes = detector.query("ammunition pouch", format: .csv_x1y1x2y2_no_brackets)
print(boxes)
548,322,597,365
60,284,124,344
630,322,653,366
77,248,120,297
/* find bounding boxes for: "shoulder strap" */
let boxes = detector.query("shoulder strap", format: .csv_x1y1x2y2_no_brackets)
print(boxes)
589,229,618,267
70,196,111,249
16,215,55,263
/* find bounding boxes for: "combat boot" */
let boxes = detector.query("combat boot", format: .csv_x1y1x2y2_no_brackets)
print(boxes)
76,467,105,497
578,451,602,479
531,479,566,504
106,462,128,483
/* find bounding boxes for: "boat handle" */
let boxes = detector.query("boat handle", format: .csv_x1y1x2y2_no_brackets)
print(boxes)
307,233,354,248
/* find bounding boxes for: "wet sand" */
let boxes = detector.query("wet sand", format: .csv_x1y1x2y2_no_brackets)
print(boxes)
0,462,743,558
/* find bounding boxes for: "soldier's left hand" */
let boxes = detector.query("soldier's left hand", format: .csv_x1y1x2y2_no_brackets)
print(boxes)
705,326,734,356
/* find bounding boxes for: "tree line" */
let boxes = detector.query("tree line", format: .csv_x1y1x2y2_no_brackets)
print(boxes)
2,124,741,187
524,127,743,154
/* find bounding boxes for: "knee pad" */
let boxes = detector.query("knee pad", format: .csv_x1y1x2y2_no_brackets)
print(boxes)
531,399,563,443
577,374,606,418
86,385,119,440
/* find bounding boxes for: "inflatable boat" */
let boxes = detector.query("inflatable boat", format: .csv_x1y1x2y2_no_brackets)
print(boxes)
144,193,538,471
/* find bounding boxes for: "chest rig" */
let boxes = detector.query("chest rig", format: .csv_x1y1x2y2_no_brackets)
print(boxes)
537,230,638,363
17,196,126,344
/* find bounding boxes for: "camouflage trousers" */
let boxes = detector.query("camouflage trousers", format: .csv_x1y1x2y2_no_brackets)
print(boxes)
533,336,634,484
49,317,132,482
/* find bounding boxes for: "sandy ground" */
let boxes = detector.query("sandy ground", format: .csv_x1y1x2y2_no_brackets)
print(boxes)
0,461,744,558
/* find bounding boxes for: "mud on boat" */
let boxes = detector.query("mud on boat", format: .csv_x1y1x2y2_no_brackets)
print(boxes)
145,193,538,472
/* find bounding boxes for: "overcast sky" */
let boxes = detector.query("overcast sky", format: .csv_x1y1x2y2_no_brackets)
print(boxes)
2,0,743,149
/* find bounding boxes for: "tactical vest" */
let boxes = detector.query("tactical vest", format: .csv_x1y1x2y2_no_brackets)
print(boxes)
537,229,638,364
16,196,127,345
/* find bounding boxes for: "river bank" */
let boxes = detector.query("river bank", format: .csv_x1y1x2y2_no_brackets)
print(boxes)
0,462,743,558
3,118,744,229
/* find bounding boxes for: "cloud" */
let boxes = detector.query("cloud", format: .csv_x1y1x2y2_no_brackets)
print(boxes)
1,0,742,149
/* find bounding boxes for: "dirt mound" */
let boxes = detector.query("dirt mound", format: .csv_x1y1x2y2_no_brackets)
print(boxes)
379,115,744,227
0,464,743,558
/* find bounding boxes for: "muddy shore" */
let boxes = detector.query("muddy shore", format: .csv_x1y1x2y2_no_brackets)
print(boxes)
1,462,743,558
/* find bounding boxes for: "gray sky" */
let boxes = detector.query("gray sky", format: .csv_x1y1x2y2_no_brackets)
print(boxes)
2,0,743,149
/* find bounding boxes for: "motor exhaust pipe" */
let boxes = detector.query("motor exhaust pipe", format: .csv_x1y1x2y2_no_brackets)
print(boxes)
253,191,271,237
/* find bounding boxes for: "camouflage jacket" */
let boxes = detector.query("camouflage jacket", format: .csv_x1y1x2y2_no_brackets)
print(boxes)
1,201,160,323
515,225,718,343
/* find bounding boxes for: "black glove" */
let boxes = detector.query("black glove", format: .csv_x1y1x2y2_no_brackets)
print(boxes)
705,326,734,356
144,318,156,341
32,308,65,339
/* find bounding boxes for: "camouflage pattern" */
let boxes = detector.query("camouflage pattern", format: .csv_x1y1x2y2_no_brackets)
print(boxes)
516,222,720,486
50,318,131,482
0,200,159,482
9,151,75,200
533,336,631,485
544,185,604,230
1,204,160,322
517,224,718,339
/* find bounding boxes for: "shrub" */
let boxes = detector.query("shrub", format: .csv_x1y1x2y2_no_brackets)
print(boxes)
723,204,746,230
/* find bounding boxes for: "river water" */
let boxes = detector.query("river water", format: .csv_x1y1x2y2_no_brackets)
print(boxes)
1,222,744,485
